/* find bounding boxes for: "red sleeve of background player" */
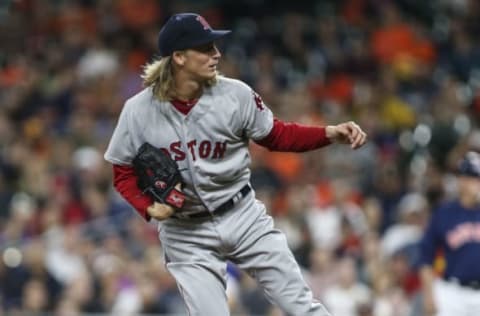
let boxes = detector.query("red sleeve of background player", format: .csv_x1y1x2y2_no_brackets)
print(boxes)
113,164,152,221
255,118,332,152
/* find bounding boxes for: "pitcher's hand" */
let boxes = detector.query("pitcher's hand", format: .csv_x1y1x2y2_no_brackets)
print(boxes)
146,183,182,220
326,121,367,149
147,202,175,221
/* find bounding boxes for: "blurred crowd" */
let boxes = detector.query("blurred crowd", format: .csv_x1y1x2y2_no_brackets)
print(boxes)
1,0,480,315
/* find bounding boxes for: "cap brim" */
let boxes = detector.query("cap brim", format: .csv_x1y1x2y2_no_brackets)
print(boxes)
211,30,231,36
196,30,231,46
179,30,231,51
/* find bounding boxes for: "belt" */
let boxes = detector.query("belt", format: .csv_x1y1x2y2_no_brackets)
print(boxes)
446,277,480,290
173,185,251,220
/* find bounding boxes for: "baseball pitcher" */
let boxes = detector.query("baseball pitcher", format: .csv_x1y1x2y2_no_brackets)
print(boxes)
104,12,367,316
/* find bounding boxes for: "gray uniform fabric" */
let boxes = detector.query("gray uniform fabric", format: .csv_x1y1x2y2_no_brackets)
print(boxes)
105,76,331,315
160,195,330,316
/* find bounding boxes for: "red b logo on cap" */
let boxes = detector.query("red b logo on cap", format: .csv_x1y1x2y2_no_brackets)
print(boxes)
196,16,211,30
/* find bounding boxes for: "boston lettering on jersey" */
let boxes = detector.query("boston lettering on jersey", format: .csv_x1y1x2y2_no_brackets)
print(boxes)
165,140,227,161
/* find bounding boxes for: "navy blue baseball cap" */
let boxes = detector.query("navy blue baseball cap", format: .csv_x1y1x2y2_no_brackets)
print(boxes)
458,151,480,178
157,13,231,57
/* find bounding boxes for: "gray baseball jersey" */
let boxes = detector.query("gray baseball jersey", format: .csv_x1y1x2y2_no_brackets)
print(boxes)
105,76,273,216
104,76,331,316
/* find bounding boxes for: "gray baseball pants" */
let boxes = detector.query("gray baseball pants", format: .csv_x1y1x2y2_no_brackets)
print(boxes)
158,194,331,316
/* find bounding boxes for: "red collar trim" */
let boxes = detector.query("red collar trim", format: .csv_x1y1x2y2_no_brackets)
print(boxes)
170,99,198,115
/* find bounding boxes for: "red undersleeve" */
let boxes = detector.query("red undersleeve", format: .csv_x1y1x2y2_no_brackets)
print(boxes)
113,164,152,221
255,118,331,152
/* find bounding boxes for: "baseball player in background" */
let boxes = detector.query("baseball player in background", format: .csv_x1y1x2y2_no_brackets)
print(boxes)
104,13,367,316
419,151,480,316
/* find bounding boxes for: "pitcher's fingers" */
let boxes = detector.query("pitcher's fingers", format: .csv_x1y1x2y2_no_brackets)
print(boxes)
351,131,367,149
350,125,361,142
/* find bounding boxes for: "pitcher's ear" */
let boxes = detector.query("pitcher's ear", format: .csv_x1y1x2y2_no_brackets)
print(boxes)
172,51,186,66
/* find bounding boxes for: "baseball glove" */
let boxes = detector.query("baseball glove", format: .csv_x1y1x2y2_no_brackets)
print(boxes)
132,142,185,209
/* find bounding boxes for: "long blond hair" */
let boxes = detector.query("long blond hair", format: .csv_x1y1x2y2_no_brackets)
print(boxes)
141,56,218,101
141,57,174,101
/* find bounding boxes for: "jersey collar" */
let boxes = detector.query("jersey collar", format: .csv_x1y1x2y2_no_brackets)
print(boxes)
170,98,199,115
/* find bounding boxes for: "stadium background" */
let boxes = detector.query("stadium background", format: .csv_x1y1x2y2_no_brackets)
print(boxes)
1,0,480,315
